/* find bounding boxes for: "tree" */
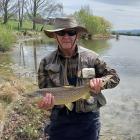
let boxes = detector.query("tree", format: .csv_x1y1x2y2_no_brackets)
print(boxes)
0,2,2,14
25,0,63,30
17,0,25,29
1,0,18,24
74,5,112,36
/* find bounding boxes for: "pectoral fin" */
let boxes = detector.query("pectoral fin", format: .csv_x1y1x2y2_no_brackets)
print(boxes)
65,103,74,111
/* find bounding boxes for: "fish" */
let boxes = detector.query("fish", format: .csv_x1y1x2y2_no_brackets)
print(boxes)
23,75,113,111
23,85,90,111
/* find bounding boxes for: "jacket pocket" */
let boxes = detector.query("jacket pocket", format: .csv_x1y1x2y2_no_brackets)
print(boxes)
75,98,98,113
45,64,61,86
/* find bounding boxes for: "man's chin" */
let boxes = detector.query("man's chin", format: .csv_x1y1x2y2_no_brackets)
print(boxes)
62,43,71,46
61,45,72,49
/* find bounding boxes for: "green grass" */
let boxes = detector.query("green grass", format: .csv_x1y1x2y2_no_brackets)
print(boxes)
0,24,16,51
4,19,38,30
5,19,52,31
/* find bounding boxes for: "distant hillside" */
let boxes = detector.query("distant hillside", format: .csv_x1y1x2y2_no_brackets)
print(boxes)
112,29,140,36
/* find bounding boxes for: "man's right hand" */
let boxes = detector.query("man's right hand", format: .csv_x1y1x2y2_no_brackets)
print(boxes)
37,93,54,110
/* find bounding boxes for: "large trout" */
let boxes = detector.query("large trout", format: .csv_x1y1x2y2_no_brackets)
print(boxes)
24,85,90,110
23,75,112,110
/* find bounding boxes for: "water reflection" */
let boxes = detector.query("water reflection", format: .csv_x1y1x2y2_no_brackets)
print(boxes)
12,39,111,80
80,39,111,55
19,43,26,67
0,52,14,81
33,42,38,73
10,40,57,81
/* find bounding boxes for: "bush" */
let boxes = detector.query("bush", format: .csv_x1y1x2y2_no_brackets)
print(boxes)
0,24,16,51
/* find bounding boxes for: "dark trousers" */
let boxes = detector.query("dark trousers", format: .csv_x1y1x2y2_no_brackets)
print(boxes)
45,108,101,140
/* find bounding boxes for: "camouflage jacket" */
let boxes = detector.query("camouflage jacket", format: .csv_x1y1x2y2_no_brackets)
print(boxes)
38,46,120,112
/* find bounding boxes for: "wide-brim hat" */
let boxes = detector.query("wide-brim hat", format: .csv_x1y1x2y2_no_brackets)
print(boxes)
44,17,88,38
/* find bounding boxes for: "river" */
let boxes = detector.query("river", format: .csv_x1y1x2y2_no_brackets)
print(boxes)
0,35,140,139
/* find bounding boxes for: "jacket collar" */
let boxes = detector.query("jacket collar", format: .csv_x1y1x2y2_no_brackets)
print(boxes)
57,45,79,58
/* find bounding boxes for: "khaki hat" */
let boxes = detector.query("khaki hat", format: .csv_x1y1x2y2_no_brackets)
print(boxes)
44,17,88,38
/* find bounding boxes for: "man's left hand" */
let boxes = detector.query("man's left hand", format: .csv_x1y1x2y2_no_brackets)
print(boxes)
90,78,102,94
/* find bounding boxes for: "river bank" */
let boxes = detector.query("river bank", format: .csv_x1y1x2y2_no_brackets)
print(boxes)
0,29,46,52
0,31,115,53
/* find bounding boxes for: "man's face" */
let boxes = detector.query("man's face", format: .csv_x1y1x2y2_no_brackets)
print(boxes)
54,29,78,50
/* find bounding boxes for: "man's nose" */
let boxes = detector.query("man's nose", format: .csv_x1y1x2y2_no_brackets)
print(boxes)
63,33,70,38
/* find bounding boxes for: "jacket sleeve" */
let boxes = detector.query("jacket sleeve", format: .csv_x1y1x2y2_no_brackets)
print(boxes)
94,58,120,89
38,58,49,89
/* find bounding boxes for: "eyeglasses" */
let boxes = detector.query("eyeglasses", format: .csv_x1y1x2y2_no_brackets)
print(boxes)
55,30,77,36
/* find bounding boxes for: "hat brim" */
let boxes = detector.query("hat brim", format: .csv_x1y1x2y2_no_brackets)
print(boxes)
44,26,88,38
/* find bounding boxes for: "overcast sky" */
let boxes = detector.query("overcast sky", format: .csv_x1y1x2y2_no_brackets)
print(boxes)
58,0,140,30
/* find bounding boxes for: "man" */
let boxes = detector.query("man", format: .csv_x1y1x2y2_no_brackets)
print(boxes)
38,17,120,140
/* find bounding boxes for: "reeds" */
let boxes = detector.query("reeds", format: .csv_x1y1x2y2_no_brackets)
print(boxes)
0,78,26,104
0,103,5,121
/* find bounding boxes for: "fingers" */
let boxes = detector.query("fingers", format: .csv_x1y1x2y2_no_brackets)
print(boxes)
43,93,54,108
90,78,102,88
44,93,51,105
38,93,54,109
44,93,54,107
38,99,45,108
90,78,102,94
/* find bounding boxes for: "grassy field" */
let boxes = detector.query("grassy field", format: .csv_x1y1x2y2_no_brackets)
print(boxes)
3,19,54,31
0,20,53,51
1,19,42,31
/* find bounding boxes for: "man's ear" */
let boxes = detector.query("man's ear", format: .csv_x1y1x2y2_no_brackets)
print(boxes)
77,33,81,40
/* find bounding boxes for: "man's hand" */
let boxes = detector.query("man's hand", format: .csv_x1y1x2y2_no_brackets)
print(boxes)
37,93,54,110
90,78,103,94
